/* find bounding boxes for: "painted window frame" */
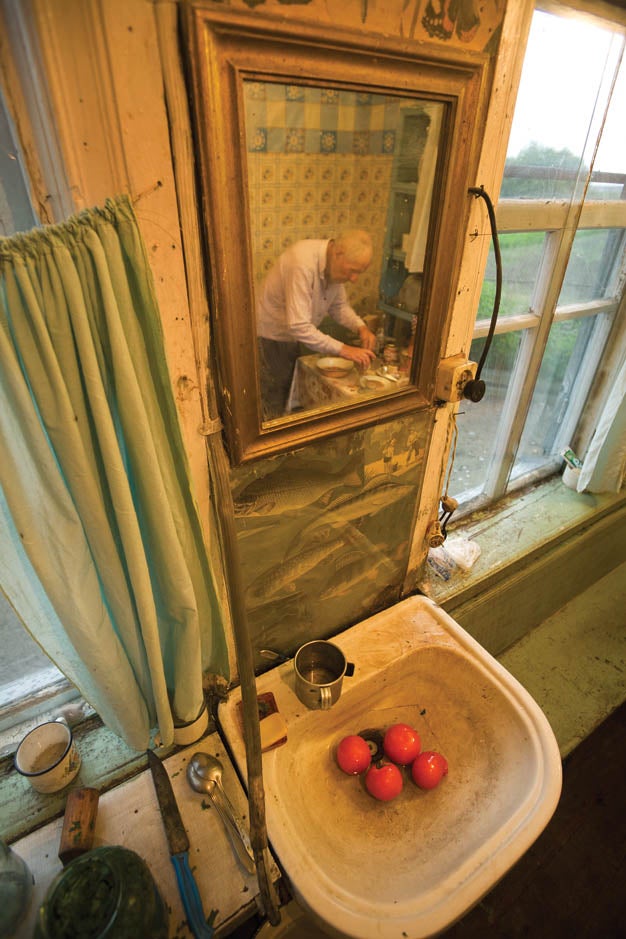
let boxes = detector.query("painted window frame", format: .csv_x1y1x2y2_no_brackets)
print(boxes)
452,3,626,515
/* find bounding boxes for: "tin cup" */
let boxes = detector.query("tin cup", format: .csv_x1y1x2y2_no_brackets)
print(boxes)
15,720,81,793
294,640,354,710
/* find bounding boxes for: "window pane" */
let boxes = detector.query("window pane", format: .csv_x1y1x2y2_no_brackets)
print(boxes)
559,229,626,304
449,332,522,497
511,317,598,480
478,232,544,321
0,89,66,736
502,10,620,201
590,44,626,202
0,88,37,235
0,592,59,706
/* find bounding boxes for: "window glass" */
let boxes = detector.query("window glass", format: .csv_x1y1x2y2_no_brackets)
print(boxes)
0,88,38,235
450,332,522,495
559,229,625,304
502,10,618,202
0,89,67,735
0,593,60,703
448,8,624,517
590,44,626,201
511,316,599,480
478,232,544,321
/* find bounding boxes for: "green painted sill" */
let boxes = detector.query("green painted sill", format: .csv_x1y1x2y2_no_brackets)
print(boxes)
0,709,221,844
1,716,143,843
419,475,626,609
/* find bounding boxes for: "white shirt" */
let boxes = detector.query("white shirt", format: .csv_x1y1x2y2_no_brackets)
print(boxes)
256,239,365,356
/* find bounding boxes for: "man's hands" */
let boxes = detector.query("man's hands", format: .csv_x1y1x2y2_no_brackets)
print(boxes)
340,343,376,369
358,325,377,352
339,325,377,369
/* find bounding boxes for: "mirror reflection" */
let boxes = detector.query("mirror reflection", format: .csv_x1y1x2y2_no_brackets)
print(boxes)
243,81,444,425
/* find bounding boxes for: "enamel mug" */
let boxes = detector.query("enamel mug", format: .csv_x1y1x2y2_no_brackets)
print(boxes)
15,720,81,793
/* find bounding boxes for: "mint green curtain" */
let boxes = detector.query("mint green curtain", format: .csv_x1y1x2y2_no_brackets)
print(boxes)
0,195,228,750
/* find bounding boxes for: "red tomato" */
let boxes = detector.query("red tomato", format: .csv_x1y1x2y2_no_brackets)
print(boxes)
336,735,372,775
364,761,403,801
383,723,421,765
411,750,448,789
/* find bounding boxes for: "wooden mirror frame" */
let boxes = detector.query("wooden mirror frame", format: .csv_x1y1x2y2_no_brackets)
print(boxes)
184,4,489,465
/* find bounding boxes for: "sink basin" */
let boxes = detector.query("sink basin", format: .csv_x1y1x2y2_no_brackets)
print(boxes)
219,596,562,938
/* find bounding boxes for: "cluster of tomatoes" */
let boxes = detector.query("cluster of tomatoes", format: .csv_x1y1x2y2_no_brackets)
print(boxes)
335,722,448,802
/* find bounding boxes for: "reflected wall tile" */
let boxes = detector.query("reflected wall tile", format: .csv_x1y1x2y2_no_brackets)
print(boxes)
285,128,305,152
249,127,267,152
353,131,370,155
320,131,337,153
297,162,317,184
285,84,305,101
382,130,396,153
261,163,277,183
280,164,297,184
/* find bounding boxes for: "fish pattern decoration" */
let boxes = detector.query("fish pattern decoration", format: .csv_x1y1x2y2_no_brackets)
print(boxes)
231,411,432,670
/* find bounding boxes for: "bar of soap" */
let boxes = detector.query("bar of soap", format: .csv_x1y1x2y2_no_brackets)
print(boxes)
259,711,288,751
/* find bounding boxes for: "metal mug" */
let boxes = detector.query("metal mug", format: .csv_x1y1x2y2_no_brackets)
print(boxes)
293,640,354,710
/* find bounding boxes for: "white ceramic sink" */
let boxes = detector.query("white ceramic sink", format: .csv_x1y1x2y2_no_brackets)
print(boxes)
219,596,562,938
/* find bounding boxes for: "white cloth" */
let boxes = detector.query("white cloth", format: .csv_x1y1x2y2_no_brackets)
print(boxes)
578,354,626,493
405,104,443,274
256,239,365,356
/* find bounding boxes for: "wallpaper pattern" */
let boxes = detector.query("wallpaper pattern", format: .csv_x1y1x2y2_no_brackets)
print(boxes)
231,410,433,669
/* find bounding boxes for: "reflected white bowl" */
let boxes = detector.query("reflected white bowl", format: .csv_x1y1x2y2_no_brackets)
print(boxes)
316,357,354,378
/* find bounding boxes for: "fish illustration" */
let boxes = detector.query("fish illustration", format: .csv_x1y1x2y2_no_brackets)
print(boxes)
234,459,362,517
293,477,416,544
327,474,415,511
319,555,374,599
284,521,337,558
246,539,345,604
318,527,400,599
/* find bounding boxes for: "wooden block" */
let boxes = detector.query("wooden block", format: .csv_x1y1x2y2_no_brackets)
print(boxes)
58,787,99,865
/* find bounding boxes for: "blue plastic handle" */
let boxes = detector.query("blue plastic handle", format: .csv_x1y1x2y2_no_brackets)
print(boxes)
171,852,217,938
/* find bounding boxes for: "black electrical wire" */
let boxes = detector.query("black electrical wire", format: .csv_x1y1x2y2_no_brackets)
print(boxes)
463,185,502,402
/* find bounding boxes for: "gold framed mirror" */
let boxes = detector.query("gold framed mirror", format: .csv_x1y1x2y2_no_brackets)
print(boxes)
185,5,488,464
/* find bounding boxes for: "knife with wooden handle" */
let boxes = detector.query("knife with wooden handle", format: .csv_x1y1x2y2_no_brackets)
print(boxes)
147,750,217,938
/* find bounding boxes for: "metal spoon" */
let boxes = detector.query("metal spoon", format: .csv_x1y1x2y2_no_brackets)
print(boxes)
186,752,255,874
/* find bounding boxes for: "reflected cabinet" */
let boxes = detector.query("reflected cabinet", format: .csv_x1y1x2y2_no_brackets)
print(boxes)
184,4,489,464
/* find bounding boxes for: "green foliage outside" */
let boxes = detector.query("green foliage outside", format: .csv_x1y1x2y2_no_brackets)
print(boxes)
502,143,583,200
472,141,622,384
475,226,599,387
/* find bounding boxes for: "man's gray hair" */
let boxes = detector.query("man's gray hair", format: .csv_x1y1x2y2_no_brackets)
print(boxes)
334,229,373,265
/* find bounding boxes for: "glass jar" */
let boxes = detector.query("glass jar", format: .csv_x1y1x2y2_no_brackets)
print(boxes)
383,342,399,365
0,840,34,937
34,846,168,939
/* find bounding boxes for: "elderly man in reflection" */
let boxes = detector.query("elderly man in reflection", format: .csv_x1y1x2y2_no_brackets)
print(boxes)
256,230,377,420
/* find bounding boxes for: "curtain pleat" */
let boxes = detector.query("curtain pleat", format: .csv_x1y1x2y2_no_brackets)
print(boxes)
0,195,228,750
